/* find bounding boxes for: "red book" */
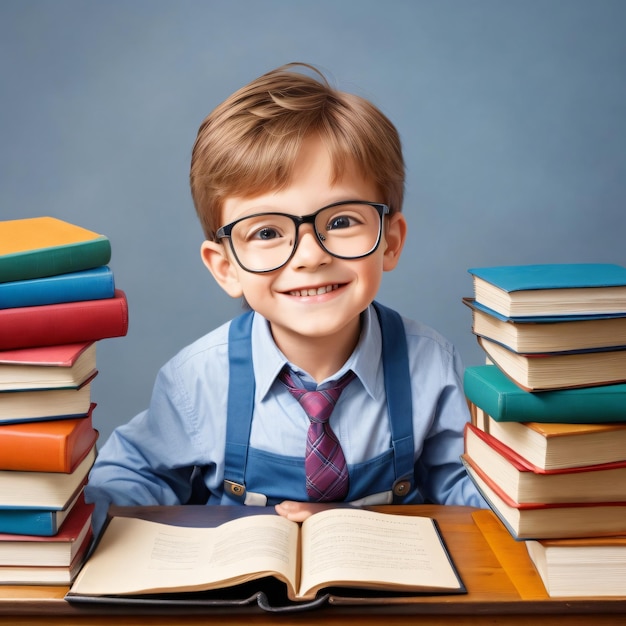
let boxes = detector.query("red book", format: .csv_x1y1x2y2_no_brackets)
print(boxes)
0,529,92,584
0,494,93,567
0,405,98,472
0,342,96,391
464,423,626,505
0,289,128,350
463,454,626,539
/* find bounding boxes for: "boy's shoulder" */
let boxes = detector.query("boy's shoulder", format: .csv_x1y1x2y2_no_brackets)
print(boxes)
398,312,457,356
166,316,233,371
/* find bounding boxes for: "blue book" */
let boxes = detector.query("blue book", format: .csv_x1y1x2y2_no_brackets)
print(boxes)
0,502,77,536
0,266,115,309
468,263,626,318
463,297,626,353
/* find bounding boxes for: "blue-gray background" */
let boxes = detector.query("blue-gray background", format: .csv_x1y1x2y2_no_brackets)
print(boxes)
1,1,625,443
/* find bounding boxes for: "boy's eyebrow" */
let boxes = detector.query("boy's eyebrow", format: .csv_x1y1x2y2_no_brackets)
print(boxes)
226,197,377,221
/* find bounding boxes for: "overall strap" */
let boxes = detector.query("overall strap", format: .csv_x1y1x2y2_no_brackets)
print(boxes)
223,310,256,501
372,301,415,498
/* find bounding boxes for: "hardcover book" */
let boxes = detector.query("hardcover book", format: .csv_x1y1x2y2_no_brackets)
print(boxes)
463,424,626,504
0,266,115,309
0,532,91,584
463,459,626,539
478,336,626,391
67,507,465,605
526,536,626,597
464,297,626,353
0,289,129,351
0,494,93,567
0,487,87,536
0,446,95,515
0,376,95,423
0,406,98,472
469,404,626,471
468,263,626,318
0,342,96,392
464,365,626,423
0,217,111,284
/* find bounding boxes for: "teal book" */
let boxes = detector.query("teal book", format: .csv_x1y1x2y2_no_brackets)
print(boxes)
0,266,115,309
463,364,626,423
467,263,626,318
0,217,111,284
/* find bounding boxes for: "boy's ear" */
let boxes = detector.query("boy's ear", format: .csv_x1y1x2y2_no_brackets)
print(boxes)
200,240,244,298
382,212,407,271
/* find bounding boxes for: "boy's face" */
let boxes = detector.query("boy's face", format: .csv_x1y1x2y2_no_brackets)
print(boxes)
202,135,406,365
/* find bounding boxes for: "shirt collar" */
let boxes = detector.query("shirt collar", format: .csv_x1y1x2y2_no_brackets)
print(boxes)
251,304,383,401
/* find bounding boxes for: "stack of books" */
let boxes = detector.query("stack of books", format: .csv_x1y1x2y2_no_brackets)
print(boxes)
462,263,626,598
0,216,129,584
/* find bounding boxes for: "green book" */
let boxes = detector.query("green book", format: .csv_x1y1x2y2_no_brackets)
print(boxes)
0,217,111,284
463,364,626,423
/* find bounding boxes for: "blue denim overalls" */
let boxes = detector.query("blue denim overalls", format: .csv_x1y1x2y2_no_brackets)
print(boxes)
220,302,416,506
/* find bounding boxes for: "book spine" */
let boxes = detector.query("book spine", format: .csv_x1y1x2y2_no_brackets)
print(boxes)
0,290,128,350
0,266,115,309
463,370,510,420
0,238,112,284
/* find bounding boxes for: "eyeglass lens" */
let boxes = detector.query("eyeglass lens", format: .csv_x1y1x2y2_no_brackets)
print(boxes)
229,203,383,272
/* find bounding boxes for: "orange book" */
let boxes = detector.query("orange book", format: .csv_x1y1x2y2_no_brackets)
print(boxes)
0,216,111,284
471,403,626,470
0,405,98,472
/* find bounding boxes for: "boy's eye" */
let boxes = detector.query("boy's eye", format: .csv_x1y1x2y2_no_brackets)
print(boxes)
326,214,360,231
253,227,281,240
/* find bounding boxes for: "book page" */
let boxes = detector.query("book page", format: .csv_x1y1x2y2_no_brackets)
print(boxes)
70,514,299,596
299,508,461,598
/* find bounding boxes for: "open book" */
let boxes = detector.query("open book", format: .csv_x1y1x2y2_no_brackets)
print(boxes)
67,507,463,603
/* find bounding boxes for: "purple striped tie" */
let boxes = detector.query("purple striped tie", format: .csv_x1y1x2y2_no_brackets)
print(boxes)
280,369,355,501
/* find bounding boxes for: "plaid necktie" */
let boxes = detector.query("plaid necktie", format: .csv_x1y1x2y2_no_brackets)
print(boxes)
280,369,355,501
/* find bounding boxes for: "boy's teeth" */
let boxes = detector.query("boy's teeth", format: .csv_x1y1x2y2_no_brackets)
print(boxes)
290,284,339,297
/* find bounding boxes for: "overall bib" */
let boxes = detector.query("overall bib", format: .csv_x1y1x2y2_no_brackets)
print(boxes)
220,302,416,507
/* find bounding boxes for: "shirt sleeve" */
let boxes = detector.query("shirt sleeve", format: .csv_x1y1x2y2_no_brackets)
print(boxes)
408,326,488,509
84,360,205,536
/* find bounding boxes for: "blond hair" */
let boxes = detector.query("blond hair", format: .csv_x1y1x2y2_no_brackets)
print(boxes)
190,63,405,240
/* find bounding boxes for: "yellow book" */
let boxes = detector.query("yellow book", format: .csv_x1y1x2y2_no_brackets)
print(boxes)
0,217,111,283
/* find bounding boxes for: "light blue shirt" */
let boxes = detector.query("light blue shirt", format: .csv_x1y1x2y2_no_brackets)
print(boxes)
85,304,485,533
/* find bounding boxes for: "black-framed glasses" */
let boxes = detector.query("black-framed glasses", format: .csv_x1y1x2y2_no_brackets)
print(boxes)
215,200,390,273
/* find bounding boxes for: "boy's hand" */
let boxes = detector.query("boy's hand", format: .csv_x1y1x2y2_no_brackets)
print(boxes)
275,500,329,521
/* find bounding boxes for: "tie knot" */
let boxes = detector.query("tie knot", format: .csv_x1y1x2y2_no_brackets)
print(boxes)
280,369,355,423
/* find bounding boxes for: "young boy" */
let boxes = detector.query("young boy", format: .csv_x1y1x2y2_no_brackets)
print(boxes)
85,63,485,534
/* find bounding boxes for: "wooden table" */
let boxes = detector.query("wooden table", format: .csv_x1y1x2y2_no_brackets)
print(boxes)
1,504,625,625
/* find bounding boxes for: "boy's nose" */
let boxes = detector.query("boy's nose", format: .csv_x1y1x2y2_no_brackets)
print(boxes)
290,225,331,268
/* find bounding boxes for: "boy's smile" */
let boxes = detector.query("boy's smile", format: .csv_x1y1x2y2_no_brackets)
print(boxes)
202,134,406,380
286,283,340,297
